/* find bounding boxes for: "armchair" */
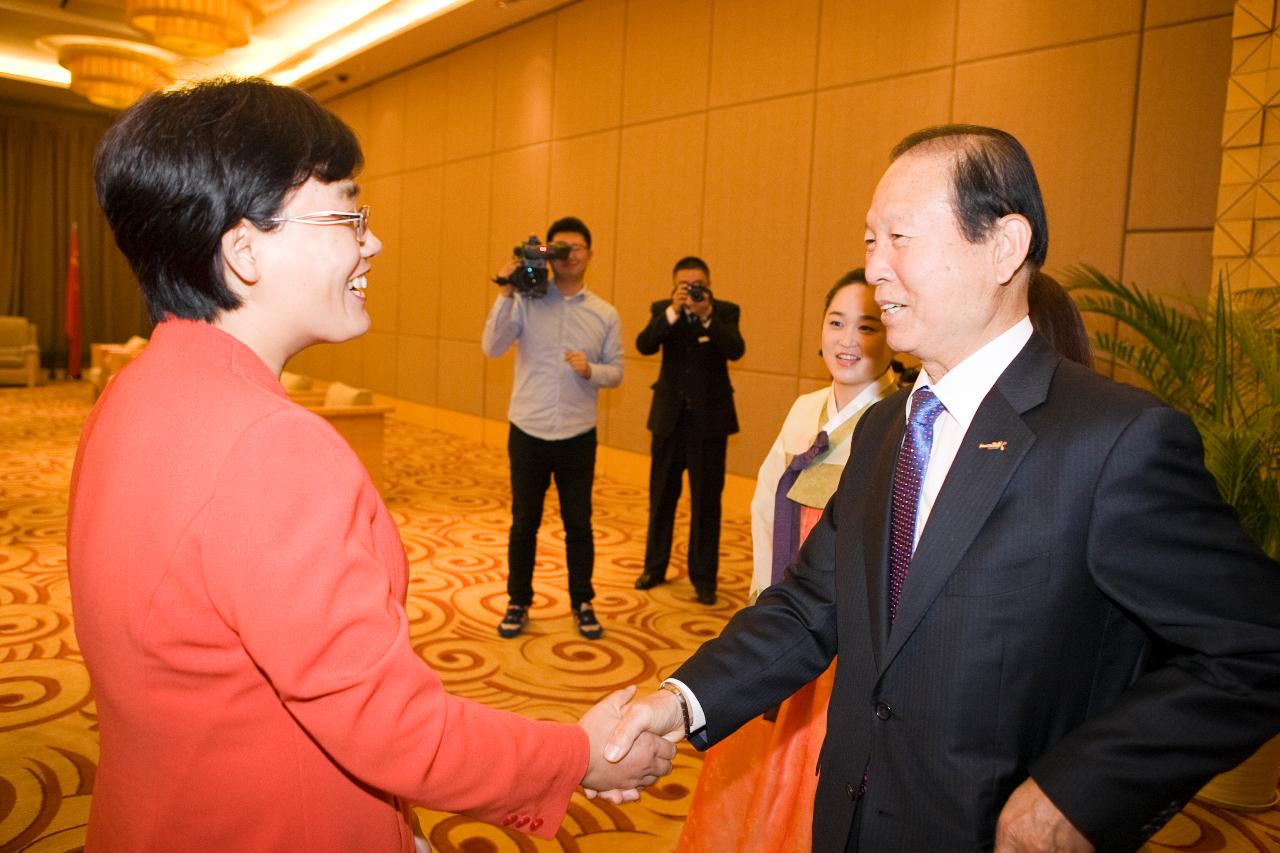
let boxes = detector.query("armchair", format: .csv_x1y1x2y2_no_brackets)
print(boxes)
86,336,148,398
0,316,41,388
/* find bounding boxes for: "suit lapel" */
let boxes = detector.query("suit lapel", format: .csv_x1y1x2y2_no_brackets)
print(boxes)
862,400,904,668
877,335,1058,673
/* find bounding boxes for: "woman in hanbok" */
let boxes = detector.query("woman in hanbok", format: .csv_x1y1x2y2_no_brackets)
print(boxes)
678,269,896,852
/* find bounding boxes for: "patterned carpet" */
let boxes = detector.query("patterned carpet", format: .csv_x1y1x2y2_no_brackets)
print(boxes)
1,383,1276,852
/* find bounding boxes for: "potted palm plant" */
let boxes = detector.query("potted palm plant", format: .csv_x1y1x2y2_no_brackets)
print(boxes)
1066,265,1280,810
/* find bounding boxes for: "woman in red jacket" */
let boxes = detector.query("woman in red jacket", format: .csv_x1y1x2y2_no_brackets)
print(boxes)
69,78,672,852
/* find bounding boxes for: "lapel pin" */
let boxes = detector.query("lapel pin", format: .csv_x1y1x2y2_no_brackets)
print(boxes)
978,440,1007,451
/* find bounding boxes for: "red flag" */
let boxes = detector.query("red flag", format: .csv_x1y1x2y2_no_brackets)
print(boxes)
65,222,82,379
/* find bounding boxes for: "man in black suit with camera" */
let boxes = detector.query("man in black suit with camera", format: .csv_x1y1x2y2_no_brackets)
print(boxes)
634,257,745,605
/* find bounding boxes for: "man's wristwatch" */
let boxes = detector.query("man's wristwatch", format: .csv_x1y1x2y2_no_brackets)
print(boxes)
659,682,691,739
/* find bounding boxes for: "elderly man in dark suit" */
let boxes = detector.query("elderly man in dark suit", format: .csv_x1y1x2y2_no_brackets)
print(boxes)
634,256,745,605
601,125,1280,852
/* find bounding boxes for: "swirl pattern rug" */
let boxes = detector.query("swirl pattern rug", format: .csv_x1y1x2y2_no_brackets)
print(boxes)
1,384,1277,853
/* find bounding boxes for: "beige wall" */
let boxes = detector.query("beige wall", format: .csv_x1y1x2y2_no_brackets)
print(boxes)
287,0,1233,477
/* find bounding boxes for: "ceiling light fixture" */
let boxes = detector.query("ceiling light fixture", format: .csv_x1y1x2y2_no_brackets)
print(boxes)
126,0,264,57
41,36,178,110
269,0,467,85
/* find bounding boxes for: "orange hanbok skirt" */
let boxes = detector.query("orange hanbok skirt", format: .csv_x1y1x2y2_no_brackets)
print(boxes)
677,506,831,853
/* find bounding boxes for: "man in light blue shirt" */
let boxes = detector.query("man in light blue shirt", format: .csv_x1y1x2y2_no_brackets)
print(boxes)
482,216,622,640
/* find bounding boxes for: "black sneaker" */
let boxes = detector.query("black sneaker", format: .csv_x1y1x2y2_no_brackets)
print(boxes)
574,602,603,640
497,604,528,639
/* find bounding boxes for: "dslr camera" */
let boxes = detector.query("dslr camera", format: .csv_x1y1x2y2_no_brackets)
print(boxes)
685,282,709,303
493,235,571,297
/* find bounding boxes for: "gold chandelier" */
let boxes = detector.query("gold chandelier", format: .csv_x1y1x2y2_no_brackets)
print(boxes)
43,37,176,111
126,0,264,58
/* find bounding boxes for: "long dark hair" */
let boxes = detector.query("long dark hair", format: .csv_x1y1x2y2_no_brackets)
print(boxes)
1029,272,1094,369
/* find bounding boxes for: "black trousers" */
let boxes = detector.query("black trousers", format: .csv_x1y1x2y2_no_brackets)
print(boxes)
506,423,596,608
643,409,727,593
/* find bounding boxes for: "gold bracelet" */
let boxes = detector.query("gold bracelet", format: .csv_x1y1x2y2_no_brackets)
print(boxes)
659,682,691,739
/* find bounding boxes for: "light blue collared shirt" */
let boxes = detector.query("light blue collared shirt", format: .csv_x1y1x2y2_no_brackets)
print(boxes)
481,285,623,441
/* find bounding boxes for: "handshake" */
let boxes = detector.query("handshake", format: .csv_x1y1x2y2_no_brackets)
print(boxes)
576,684,689,802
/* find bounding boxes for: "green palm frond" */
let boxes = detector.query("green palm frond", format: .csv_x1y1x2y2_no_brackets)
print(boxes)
1064,267,1280,561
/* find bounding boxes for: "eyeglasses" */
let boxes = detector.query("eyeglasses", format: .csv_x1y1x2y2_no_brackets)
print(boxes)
269,205,370,241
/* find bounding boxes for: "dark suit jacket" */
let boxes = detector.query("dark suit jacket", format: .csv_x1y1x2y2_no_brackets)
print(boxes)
636,299,744,438
673,333,1280,852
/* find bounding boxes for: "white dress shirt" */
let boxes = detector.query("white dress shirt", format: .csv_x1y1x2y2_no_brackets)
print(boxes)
670,316,1033,736
909,316,1032,547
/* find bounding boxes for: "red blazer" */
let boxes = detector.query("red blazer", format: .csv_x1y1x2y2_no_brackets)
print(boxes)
68,320,587,851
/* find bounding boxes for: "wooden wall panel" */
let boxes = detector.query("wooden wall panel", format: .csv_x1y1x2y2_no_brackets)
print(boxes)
708,0,820,107
437,337,485,415
1123,231,1215,301
957,0,1142,61
804,69,952,379
603,356,659,453
553,0,626,137
363,175,401,336
396,335,438,404
615,113,707,343
1129,17,1232,229
622,0,713,124
445,40,496,161
549,131,620,299
489,144,551,267
724,370,803,481
955,36,1140,276
1145,0,1235,26
403,60,447,169
399,167,443,338
818,0,956,88
440,157,493,339
365,74,405,178
493,16,555,150
362,330,398,393
703,95,814,377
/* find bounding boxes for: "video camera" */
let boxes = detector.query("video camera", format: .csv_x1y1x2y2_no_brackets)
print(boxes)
493,235,571,297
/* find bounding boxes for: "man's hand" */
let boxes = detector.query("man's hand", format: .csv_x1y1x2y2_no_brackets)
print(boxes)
601,686,686,773
565,351,591,378
670,283,692,315
995,778,1094,853
495,258,518,298
579,686,677,803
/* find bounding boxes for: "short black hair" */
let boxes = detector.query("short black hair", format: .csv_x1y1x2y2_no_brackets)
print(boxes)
825,267,868,310
95,77,363,322
672,256,709,278
547,216,591,248
892,124,1048,270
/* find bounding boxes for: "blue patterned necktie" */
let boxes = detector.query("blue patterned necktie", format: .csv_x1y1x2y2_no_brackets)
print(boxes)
888,387,945,623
